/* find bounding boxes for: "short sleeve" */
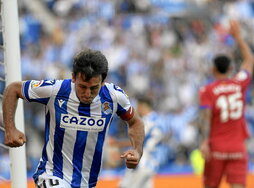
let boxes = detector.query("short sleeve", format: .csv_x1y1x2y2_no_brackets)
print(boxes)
22,80,56,105
233,70,251,89
199,86,212,109
113,85,134,121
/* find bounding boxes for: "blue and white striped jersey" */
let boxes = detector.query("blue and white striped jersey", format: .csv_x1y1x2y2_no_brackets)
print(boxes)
22,79,134,188
138,112,169,172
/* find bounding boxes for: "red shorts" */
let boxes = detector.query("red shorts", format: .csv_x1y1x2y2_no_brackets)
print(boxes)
203,152,247,187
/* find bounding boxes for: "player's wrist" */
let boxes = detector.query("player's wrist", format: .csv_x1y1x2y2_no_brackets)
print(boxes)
132,147,142,158
234,36,243,43
4,124,17,133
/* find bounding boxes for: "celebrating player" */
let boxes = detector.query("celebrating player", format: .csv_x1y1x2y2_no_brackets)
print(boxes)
198,20,254,188
3,49,145,188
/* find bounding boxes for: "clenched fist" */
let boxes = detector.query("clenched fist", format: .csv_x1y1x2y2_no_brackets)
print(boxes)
120,149,141,169
4,127,26,147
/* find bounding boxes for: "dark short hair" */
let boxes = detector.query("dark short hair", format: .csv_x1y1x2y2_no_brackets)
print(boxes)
73,49,109,82
213,55,231,74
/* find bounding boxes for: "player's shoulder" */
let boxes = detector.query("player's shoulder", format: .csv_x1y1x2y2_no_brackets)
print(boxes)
199,83,211,94
103,82,126,94
233,70,250,82
32,79,71,93
30,79,70,86
29,79,58,89
199,78,217,91
103,82,129,101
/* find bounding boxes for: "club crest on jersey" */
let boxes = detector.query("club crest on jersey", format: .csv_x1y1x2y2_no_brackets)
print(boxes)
31,80,43,88
102,102,112,115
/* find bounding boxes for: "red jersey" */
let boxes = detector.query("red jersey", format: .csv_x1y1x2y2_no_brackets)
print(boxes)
199,70,251,153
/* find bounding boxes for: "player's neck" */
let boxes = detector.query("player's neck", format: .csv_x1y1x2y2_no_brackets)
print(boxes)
215,73,229,80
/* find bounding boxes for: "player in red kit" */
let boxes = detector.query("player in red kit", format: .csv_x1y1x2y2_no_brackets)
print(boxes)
199,20,254,188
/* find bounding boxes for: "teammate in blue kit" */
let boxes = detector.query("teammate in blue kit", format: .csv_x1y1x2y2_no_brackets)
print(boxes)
3,49,145,188
119,96,169,188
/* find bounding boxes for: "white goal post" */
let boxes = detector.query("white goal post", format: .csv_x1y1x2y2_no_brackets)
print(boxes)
2,0,27,187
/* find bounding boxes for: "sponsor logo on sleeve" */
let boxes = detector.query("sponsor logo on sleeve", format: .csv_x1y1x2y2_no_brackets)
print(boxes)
31,80,43,88
31,80,56,88
60,114,106,132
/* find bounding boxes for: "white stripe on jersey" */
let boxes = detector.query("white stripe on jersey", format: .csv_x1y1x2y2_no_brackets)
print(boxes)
44,80,62,177
80,99,101,186
62,83,79,184
80,95,116,187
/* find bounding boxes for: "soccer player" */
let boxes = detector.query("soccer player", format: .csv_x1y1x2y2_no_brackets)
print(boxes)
199,20,254,188
3,49,145,188
119,96,169,188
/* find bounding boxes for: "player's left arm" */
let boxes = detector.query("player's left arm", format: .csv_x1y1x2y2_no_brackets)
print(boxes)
198,107,212,161
121,110,145,169
112,84,145,168
198,86,212,161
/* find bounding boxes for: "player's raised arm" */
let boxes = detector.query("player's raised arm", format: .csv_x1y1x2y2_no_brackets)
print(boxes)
121,110,145,169
3,81,26,147
229,20,254,75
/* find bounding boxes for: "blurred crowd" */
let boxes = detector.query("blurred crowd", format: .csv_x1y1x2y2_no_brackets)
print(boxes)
1,0,254,179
